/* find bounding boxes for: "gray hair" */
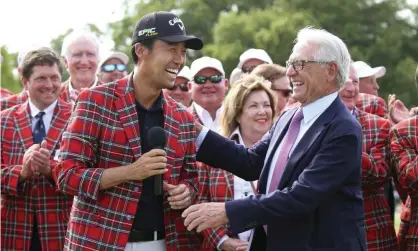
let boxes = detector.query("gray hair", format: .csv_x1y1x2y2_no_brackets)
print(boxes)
61,30,101,60
293,27,351,88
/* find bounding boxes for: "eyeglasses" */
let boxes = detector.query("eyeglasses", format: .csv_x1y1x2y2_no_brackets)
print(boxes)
272,88,292,97
193,75,223,85
167,82,189,92
102,64,126,73
286,60,329,72
242,65,258,74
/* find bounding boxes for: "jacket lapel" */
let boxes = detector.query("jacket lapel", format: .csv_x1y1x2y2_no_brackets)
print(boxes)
277,97,341,189
114,76,142,159
14,102,34,151
258,109,296,193
162,93,180,180
44,99,72,153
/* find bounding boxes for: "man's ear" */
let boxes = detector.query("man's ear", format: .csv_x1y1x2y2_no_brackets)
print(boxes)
62,56,69,69
327,62,339,82
135,43,148,61
21,76,29,90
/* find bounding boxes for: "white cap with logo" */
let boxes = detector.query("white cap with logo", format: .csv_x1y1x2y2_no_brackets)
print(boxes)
237,48,273,69
190,56,225,77
352,61,386,79
99,51,129,69
177,66,192,81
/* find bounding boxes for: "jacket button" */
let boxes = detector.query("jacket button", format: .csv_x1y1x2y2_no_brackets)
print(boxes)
134,187,139,192
126,215,132,221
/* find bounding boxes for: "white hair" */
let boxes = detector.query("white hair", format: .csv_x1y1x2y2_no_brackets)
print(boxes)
61,30,101,60
293,27,351,88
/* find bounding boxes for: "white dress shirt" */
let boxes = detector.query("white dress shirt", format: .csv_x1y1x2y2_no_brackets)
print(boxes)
192,102,222,133
68,77,98,102
265,92,338,192
29,99,58,134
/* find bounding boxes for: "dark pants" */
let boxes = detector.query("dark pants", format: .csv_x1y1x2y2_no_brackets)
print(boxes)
30,215,42,251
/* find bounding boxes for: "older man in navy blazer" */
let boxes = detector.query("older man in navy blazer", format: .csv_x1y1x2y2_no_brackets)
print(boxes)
183,27,366,251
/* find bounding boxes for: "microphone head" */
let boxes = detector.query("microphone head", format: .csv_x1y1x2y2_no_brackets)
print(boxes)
148,126,166,149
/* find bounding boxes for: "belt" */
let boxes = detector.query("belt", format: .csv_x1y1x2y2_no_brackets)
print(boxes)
128,229,165,242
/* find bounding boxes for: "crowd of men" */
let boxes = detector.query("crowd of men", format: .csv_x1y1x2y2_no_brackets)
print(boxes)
1,10,417,251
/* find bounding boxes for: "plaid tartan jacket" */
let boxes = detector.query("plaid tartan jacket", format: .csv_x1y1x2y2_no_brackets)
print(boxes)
0,88,14,99
356,93,387,118
55,75,201,251
355,109,397,250
0,90,28,111
59,80,71,103
390,115,418,250
1,99,73,251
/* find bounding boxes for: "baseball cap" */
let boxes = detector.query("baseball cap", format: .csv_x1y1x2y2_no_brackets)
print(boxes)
352,61,386,79
237,48,273,69
131,11,203,50
190,57,225,77
99,51,129,69
177,66,192,81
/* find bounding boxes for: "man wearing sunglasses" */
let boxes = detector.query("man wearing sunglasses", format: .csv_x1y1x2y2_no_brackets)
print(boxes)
98,51,129,85
189,56,228,133
237,48,273,74
163,65,192,107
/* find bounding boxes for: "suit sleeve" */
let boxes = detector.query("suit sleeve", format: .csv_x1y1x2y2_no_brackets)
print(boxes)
54,90,104,200
0,113,26,196
361,119,391,188
196,127,272,181
225,132,362,234
390,122,418,190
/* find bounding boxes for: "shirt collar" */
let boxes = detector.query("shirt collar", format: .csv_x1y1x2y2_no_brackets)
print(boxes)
192,102,223,119
68,77,98,93
229,127,244,144
135,92,164,112
301,92,338,123
28,99,57,118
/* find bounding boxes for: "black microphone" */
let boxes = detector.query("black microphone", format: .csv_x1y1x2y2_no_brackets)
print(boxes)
148,126,166,195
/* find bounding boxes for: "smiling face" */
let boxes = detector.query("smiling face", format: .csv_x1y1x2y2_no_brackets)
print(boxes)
137,39,186,90
190,67,228,111
64,38,98,89
23,64,62,110
286,43,338,106
163,76,192,106
339,64,359,111
98,58,127,84
238,90,273,136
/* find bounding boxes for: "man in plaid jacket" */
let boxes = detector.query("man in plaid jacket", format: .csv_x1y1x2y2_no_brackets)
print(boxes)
1,48,73,251
356,92,387,119
56,11,204,251
340,64,396,250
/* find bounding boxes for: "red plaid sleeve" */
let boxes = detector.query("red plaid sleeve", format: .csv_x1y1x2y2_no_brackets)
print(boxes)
390,116,418,190
55,89,104,199
361,117,391,188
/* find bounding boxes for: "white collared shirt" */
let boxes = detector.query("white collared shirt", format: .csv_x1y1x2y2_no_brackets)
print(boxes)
265,92,338,192
29,99,58,134
192,102,222,133
68,77,98,102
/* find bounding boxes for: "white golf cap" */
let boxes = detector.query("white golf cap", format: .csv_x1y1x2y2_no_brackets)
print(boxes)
237,48,273,69
190,56,225,77
99,51,129,69
177,66,192,81
229,68,243,84
352,61,386,79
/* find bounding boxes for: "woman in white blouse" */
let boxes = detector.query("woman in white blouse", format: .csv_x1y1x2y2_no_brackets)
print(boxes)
198,75,276,251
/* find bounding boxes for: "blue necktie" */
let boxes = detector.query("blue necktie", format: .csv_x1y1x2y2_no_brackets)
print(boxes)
33,111,46,144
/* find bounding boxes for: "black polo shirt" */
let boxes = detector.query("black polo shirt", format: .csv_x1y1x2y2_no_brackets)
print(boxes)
131,92,165,234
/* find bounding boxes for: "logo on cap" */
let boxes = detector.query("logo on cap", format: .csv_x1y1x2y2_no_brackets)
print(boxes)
169,17,184,31
138,28,158,37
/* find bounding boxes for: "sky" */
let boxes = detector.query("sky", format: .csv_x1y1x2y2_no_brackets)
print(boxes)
1,0,417,55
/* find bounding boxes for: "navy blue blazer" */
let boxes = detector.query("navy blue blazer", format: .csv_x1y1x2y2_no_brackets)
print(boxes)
196,96,366,251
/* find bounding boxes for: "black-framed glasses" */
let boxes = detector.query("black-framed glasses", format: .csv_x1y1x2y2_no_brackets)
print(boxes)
167,82,189,92
102,64,126,73
272,88,292,97
286,60,329,72
193,75,223,84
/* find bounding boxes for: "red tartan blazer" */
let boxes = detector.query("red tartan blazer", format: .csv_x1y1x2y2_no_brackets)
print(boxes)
1,99,73,251
0,88,14,99
356,93,387,118
0,90,28,111
59,80,71,103
55,75,201,251
390,115,418,250
356,109,397,250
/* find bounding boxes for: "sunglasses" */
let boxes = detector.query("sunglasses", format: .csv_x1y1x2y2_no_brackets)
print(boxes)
102,64,126,73
242,65,258,74
272,88,292,97
167,82,189,92
193,75,223,85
